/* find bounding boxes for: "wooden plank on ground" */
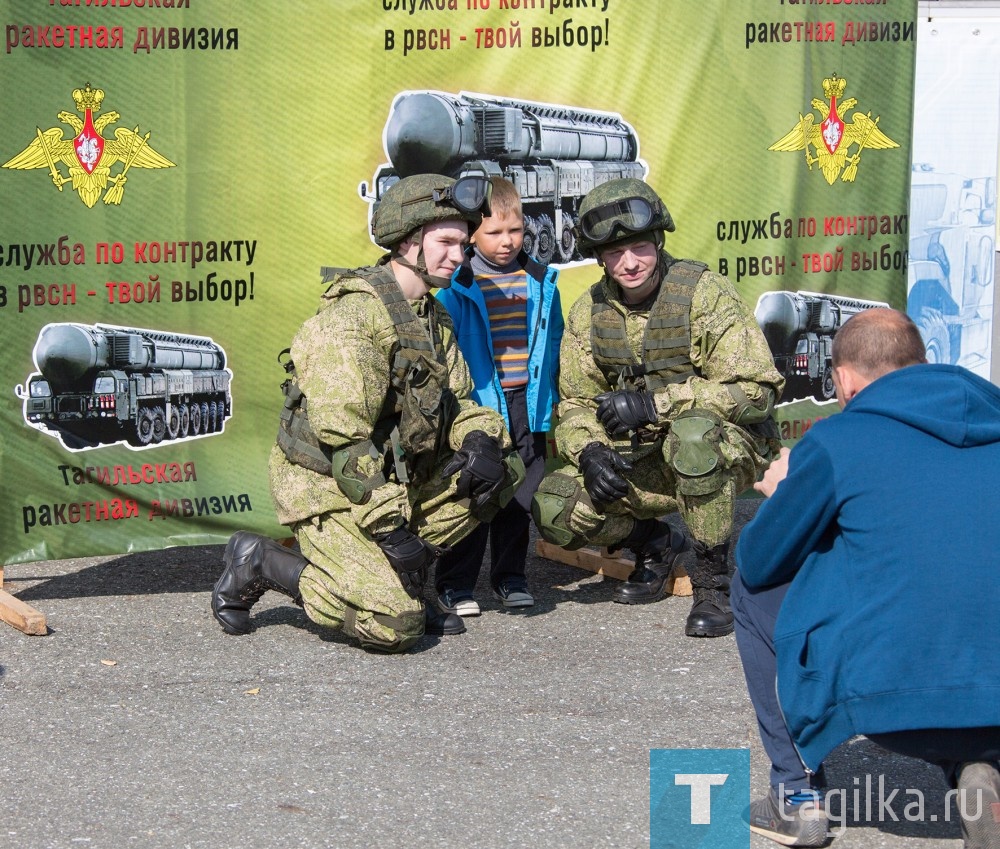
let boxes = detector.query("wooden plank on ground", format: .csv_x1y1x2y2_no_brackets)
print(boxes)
667,570,692,597
0,589,48,635
535,539,633,580
535,539,692,596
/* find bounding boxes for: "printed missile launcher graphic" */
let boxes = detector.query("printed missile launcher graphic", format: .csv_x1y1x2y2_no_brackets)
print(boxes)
755,290,889,404
362,90,646,265
17,322,232,450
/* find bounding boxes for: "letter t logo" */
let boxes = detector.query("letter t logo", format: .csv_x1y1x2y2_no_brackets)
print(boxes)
651,748,749,848
674,774,729,824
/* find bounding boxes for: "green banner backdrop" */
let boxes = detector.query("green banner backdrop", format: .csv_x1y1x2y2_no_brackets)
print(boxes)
0,1,916,563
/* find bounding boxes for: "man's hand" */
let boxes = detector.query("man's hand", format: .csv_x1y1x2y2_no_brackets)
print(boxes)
442,430,505,508
754,447,791,498
595,390,657,437
579,442,634,506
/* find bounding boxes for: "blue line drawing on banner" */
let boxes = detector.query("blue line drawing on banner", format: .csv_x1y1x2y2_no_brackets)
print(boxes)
908,165,996,372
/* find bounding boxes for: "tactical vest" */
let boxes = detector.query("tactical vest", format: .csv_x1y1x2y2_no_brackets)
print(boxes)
590,256,707,391
277,263,458,486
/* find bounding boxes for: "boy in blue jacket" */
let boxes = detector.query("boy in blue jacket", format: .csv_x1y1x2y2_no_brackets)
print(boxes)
435,177,563,615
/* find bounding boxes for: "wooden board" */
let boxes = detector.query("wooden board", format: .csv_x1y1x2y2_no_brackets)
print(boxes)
0,589,47,635
535,539,692,596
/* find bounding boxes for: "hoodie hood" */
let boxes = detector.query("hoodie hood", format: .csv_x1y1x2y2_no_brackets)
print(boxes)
847,363,1000,448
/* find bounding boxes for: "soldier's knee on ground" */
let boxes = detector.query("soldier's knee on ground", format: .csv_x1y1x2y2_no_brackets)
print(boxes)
666,409,727,496
531,472,601,550
345,607,425,654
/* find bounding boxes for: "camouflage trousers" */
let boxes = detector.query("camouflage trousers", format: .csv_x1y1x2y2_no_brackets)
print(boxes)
292,464,480,653
544,423,767,549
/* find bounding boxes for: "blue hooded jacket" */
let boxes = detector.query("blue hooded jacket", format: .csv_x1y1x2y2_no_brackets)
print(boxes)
437,250,562,433
736,364,1000,771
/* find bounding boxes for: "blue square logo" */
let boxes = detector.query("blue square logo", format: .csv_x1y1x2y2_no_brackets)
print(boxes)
650,748,750,849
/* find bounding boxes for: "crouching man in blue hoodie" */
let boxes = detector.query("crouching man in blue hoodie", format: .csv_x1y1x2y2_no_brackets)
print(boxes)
733,308,1000,848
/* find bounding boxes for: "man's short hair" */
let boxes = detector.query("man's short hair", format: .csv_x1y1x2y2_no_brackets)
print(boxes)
831,308,927,379
485,177,522,220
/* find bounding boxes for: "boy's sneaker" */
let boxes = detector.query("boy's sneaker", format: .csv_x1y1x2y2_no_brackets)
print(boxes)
746,788,829,847
493,578,534,608
957,761,1000,849
435,589,481,617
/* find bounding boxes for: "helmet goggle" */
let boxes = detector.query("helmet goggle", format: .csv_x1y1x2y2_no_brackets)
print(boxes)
403,175,493,217
579,196,660,245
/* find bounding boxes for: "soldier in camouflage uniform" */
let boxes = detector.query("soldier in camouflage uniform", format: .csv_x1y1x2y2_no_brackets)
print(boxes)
212,174,524,652
531,179,783,637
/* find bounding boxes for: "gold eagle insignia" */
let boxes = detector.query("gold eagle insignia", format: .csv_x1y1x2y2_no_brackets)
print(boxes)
769,74,898,185
2,82,174,208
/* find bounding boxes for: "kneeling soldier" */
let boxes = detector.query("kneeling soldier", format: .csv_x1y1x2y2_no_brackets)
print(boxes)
213,174,524,652
532,179,783,637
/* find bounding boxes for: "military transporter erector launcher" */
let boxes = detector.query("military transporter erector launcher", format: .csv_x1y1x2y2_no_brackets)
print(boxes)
754,290,890,404
17,322,232,450
360,90,646,265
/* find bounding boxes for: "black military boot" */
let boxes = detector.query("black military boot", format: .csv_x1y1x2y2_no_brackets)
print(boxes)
685,540,733,637
424,606,466,636
612,518,689,604
212,531,307,635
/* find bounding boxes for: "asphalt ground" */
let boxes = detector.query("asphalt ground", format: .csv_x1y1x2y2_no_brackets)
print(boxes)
1,500,965,849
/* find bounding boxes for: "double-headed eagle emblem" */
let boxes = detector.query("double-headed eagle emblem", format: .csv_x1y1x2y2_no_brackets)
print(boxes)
2,83,174,208
769,74,898,184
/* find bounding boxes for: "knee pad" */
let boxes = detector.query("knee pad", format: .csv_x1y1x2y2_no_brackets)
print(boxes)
667,409,726,496
530,472,592,550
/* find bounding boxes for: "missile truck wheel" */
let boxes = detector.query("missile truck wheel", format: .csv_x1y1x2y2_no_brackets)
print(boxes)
132,407,156,446
534,214,556,265
189,403,202,435
151,407,167,443
200,402,211,432
556,212,577,264
208,401,218,433
178,404,191,438
813,366,836,403
167,406,181,440
917,307,951,365
522,216,539,261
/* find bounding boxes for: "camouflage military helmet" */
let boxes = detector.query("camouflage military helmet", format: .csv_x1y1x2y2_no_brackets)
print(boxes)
574,178,675,258
372,173,491,249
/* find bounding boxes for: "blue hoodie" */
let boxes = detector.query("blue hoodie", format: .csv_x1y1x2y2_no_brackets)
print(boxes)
437,250,562,433
736,364,1000,771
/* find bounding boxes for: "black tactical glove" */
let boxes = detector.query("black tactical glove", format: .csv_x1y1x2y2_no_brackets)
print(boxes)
595,390,658,438
374,526,434,599
579,442,634,506
442,430,506,509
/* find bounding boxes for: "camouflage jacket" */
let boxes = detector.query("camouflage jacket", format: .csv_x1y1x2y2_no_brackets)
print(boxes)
269,268,509,535
556,258,784,464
